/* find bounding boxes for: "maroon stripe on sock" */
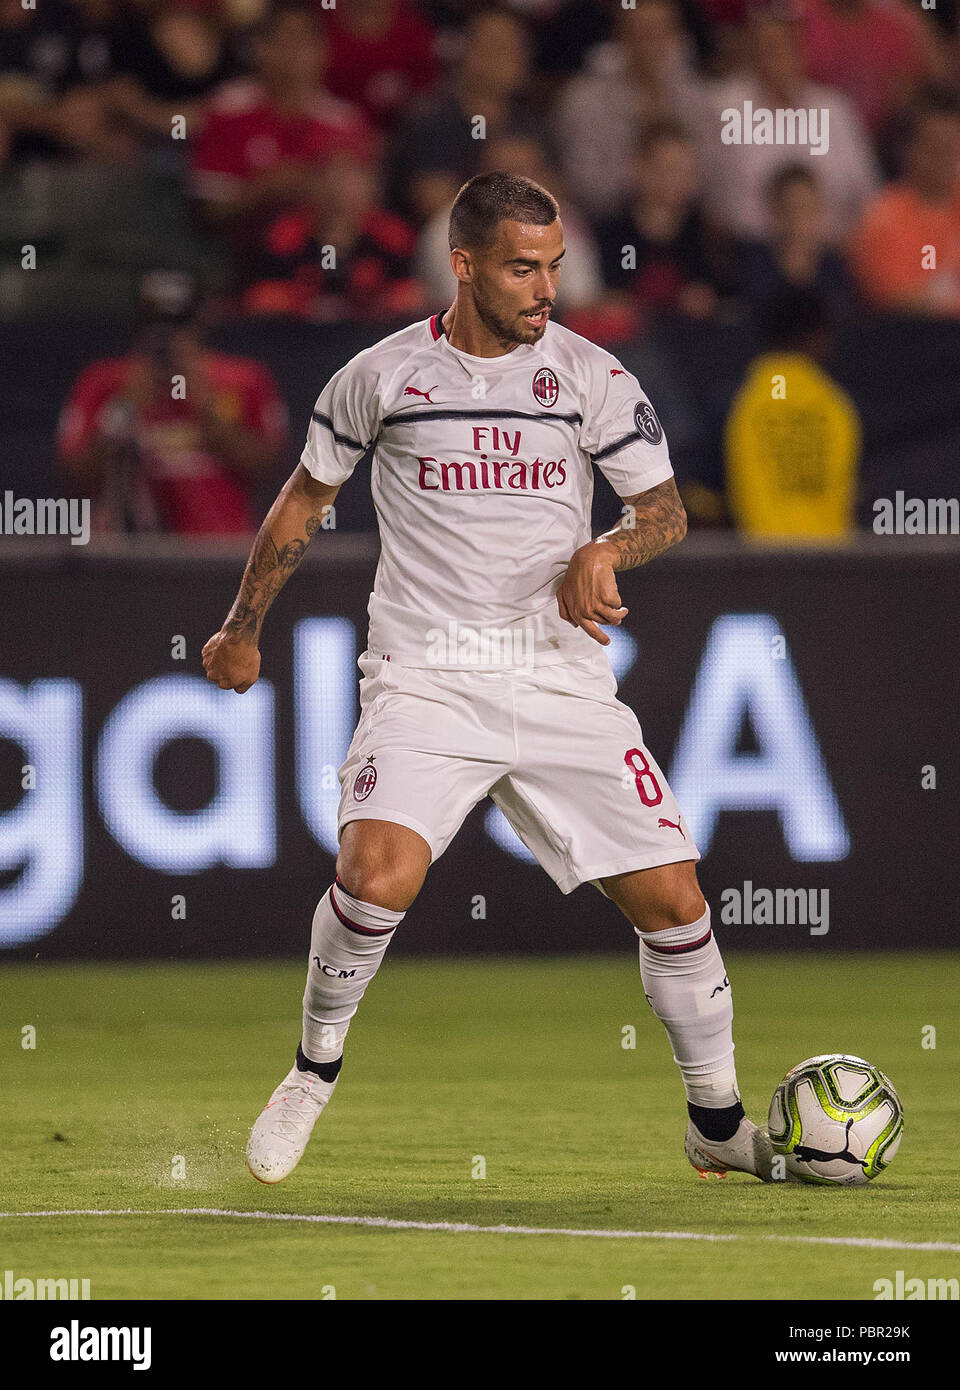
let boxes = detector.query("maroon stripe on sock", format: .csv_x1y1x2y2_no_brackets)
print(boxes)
329,884,396,936
643,927,713,955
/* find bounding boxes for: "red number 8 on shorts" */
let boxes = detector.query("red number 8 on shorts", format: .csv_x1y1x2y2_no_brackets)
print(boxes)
624,746,663,807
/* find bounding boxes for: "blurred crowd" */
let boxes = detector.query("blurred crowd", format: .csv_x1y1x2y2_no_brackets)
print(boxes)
2,0,958,535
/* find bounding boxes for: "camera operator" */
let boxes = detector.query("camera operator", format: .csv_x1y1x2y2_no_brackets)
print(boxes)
58,270,287,535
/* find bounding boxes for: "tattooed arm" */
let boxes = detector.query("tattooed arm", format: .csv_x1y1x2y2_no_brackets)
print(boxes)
556,477,687,647
202,464,340,692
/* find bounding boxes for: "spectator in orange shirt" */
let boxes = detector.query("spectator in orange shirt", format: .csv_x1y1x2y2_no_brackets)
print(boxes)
850,89,960,318
58,271,287,535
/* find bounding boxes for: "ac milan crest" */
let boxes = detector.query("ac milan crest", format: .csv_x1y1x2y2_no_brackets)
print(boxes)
353,759,377,801
532,368,559,407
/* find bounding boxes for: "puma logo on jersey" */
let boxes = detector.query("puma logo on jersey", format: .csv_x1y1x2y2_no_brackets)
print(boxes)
609,369,627,377
657,816,685,838
403,384,439,402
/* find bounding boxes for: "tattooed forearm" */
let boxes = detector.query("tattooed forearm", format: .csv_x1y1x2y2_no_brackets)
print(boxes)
596,477,687,572
223,529,315,641
221,467,338,643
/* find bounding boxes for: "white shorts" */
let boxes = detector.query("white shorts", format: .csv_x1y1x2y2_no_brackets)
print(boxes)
337,650,700,895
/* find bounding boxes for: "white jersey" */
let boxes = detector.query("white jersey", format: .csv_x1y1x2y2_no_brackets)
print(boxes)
300,311,674,668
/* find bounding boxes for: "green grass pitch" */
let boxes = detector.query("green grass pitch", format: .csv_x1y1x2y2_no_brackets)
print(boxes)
2,953,957,1300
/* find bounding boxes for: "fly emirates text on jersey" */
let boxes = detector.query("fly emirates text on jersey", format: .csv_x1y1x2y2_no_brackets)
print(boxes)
416,426,567,492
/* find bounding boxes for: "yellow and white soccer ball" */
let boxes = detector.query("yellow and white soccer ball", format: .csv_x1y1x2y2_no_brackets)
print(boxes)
768,1053,904,1185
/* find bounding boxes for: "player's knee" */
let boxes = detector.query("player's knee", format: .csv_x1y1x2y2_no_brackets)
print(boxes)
336,825,429,912
338,864,419,912
662,883,708,930
621,863,707,933
651,869,707,929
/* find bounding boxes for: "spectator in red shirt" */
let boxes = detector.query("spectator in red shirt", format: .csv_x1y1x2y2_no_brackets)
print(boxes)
190,1,377,292
242,150,426,321
800,0,942,136
318,0,437,132
58,270,287,535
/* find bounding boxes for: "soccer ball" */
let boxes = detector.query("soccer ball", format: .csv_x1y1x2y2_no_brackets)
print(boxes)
767,1054,904,1185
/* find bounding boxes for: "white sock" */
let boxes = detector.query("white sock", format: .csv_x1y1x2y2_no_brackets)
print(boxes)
636,906,740,1108
301,879,404,1062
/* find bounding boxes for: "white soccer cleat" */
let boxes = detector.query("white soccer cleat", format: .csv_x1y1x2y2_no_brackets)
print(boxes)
246,1064,339,1184
684,1116,776,1182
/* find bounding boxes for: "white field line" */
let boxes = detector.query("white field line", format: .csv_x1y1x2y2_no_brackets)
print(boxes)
0,1208,958,1253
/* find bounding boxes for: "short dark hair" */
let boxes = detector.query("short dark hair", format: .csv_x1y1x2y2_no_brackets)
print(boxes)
448,172,559,253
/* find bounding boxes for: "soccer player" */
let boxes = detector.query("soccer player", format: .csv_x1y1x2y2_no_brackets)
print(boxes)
202,173,774,1185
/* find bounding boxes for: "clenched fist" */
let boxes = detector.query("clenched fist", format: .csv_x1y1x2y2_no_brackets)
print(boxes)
202,630,261,693
556,539,627,646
